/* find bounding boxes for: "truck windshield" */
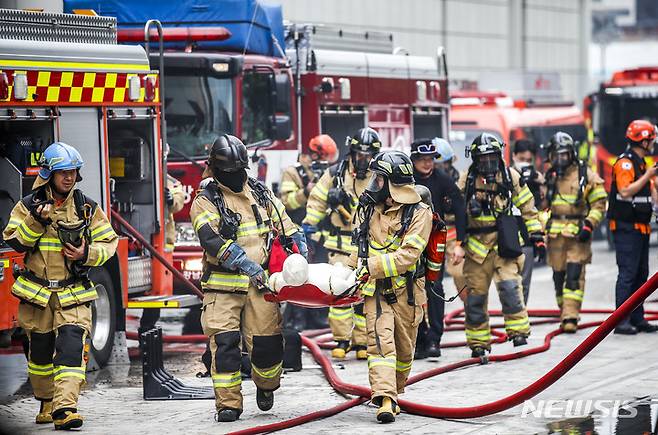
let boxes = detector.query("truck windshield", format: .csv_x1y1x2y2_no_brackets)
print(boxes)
519,124,587,147
241,72,274,145
595,95,658,156
164,73,233,160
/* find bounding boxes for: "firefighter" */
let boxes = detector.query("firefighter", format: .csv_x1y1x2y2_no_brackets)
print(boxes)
608,120,658,335
410,138,466,359
303,127,381,360
2,142,118,430
349,151,432,423
544,132,607,332
190,135,307,422
164,143,186,253
279,135,337,331
459,133,543,357
280,134,338,226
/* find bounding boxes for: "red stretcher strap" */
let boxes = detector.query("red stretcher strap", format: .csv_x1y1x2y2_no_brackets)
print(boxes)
263,284,362,308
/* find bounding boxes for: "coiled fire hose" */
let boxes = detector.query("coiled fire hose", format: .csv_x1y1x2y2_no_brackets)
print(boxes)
226,271,658,434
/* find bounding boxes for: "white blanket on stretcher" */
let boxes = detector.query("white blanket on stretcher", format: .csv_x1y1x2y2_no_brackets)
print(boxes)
268,254,357,295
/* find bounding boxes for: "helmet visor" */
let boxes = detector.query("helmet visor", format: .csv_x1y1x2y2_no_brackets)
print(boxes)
352,150,372,176
365,173,386,194
551,149,572,169
476,153,499,176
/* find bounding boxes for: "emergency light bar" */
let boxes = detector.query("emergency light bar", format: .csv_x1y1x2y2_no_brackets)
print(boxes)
117,27,232,43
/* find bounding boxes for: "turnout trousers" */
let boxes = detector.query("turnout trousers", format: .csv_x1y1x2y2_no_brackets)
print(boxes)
201,286,284,412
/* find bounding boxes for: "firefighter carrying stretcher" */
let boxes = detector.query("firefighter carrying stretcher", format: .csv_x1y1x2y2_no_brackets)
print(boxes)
349,151,432,423
3,142,118,430
303,127,381,360
190,135,307,423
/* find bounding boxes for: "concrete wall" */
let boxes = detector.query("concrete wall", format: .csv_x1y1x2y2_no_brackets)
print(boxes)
279,0,590,103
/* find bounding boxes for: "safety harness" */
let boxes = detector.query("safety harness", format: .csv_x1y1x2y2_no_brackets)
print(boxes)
545,161,589,233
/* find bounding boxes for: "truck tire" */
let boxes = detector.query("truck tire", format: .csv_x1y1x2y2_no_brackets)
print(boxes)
89,268,117,368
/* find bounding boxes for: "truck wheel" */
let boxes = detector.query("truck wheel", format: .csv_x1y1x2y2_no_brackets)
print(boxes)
89,268,117,368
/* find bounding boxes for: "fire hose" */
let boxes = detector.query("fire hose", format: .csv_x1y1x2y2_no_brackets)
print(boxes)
226,271,658,434
111,209,203,299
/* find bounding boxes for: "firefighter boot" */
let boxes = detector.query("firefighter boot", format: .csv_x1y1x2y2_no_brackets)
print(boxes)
376,397,398,423
331,340,350,359
512,335,528,347
216,408,240,422
562,319,578,334
256,388,274,411
471,346,487,358
353,345,368,360
36,400,53,424
53,410,83,430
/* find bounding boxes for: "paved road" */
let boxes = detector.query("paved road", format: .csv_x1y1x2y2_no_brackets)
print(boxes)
1,240,657,434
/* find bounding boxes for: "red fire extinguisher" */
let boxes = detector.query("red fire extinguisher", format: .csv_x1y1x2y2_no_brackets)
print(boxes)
425,212,447,282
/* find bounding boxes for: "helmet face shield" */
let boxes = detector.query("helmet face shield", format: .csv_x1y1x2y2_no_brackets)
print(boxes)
352,150,373,179
551,149,572,172
361,172,389,205
475,152,499,178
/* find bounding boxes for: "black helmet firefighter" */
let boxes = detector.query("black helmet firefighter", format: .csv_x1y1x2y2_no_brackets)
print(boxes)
348,127,382,180
353,150,433,424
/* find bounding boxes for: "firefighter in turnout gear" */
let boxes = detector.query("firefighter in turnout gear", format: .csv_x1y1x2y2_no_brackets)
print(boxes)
349,151,432,423
3,142,118,430
545,132,607,332
190,135,307,422
164,174,185,252
459,133,543,357
280,135,338,225
303,127,381,360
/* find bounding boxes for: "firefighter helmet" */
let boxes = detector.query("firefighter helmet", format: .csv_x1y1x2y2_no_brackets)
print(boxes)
626,119,656,143
38,142,84,180
547,131,576,173
349,127,382,154
348,127,381,179
308,134,338,162
364,151,419,204
469,133,504,179
206,134,249,175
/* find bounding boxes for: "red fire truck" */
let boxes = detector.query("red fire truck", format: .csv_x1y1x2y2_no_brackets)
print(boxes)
0,9,186,367
584,67,658,191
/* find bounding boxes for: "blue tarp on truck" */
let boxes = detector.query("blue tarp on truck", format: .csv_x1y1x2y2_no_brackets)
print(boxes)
63,0,285,57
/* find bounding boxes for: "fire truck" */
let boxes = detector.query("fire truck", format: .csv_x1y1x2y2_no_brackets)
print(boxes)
0,9,186,367
63,1,450,287
450,90,587,172
584,67,658,191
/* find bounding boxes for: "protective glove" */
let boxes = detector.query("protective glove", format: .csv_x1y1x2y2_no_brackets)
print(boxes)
327,187,345,208
28,199,54,226
529,232,546,262
576,220,593,243
221,242,264,280
291,231,309,259
355,264,370,283
165,187,174,206
301,223,318,236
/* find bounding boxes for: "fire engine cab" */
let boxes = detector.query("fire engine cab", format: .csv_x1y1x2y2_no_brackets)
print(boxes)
0,9,183,367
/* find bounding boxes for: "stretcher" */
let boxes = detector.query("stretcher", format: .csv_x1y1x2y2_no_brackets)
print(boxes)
264,283,362,308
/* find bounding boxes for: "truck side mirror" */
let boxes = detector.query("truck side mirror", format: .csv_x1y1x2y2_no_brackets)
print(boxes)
275,74,291,113
274,115,292,141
